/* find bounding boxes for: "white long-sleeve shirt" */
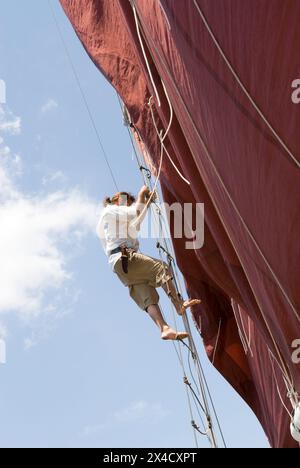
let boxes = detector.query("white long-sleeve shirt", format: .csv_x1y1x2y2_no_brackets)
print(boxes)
96,203,140,270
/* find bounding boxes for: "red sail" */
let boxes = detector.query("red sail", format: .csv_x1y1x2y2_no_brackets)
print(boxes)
60,0,300,447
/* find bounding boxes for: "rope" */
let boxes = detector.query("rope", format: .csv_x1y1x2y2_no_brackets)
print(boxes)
150,170,225,448
133,2,190,186
129,62,177,228
52,0,226,446
132,1,190,196
55,0,298,443
162,302,201,448
130,128,164,229
48,0,119,191
151,181,226,448
124,109,219,448
159,209,223,448
131,1,161,107
51,0,224,448
132,5,297,394
182,311,225,448
191,332,227,448
231,299,253,357
192,0,300,171
153,192,206,446
159,83,173,144
269,350,293,419
158,0,171,31
122,102,226,449
120,96,205,447
212,318,222,365
130,79,176,230
149,90,191,185
50,2,203,446
247,316,252,353
238,305,253,357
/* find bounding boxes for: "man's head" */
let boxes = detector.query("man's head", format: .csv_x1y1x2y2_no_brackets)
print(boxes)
103,191,135,207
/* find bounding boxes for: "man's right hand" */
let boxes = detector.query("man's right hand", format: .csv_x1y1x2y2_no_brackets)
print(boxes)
138,185,151,204
140,185,150,196
148,190,157,203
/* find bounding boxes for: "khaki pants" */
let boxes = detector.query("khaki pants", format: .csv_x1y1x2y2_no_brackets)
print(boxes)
114,250,172,310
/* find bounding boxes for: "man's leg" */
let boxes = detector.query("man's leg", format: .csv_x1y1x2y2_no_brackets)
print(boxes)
162,274,201,316
147,304,189,341
125,253,200,316
129,283,189,341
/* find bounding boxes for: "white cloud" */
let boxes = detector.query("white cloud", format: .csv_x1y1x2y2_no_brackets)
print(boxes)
0,105,22,178
81,400,169,437
82,423,106,437
24,337,35,350
0,117,21,134
0,106,21,134
41,98,58,114
0,323,7,340
114,400,169,424
42,170,67,186
0,105,98,339
0,186,97,317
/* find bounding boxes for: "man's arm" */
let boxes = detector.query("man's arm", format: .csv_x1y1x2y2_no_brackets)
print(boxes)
130,185,156,231
136,185,151,206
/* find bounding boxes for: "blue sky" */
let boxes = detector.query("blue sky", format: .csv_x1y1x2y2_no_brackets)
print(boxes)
0,0,269,448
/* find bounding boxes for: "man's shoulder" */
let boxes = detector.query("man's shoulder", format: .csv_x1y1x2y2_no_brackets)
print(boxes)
98,204,137,223
107,204,137,215
99,205,118,218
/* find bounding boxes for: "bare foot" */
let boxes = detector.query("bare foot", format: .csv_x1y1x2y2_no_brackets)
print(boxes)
175,298,201,316
161,327,189,341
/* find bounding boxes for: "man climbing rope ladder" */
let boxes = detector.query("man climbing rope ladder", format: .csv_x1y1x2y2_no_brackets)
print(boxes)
97,185,200,341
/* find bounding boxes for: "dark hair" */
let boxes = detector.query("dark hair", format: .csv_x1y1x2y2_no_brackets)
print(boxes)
103,196,112,207
103,191,135,207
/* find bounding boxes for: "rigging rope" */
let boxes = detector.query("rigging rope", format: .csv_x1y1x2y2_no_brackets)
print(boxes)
135,0,300,327
131,2,298,400
120,86,226,447
49,9,204,443
146,146,221,447
231,299,253,357
48,0,119,191
49,2,204,447
149,92,191,186
130,0,300,441
132,0,190,187
120,96,225,447
149,138,225,448
269,350,294,420
131,1,161,108
212,318,222,365
116,94,204,447
51,0,300,444
192,0,300,171
49,0,261,448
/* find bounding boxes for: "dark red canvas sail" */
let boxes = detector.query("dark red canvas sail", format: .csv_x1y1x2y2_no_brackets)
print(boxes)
60,0,300,447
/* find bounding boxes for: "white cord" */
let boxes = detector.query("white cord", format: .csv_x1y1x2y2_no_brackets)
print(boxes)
269,350,293,419
149,100,190,185
131,1,161,107
192,0,300,170
134,12,298,390
212,318,222,365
